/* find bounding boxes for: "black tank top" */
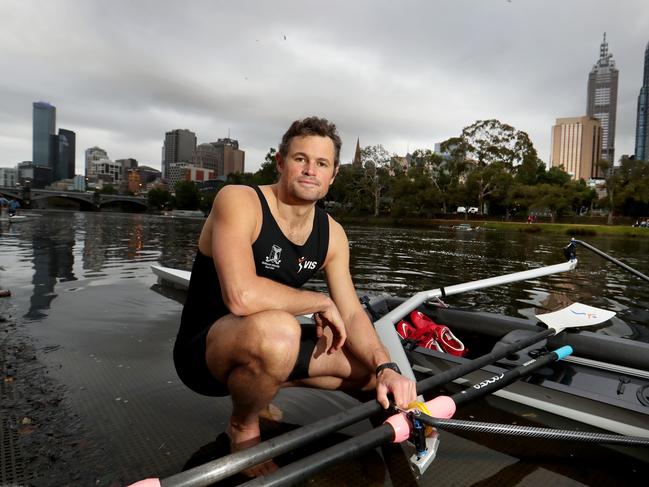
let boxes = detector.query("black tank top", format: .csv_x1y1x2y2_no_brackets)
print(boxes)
178,185,329,341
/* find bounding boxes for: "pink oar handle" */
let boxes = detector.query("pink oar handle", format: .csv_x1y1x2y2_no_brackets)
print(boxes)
127,478,161,487
385,396,456,443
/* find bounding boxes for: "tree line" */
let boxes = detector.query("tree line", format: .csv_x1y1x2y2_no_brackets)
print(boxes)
148,120,649,222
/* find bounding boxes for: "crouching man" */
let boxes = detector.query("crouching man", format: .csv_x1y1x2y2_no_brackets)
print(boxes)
173,116,416,476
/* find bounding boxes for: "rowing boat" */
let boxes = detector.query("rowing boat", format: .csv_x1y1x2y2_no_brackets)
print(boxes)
150,241,649,440
368,295,649,438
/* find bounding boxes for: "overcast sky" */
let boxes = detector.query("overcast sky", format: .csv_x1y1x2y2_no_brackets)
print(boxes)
1,0,648,175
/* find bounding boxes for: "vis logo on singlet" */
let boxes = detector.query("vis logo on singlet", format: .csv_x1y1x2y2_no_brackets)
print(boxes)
297,256,317,273
263,244,282,270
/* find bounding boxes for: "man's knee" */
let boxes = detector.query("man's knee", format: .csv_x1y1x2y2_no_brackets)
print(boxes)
244,310,302,376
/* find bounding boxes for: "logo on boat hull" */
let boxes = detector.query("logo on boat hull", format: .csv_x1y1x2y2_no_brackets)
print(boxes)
263,244,282,270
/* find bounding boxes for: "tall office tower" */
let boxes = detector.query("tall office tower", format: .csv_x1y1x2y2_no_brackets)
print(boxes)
587,33,619,168
85,147,108,176
635,41,649,161
163,129,197,178
56,129,76,181
210,137,245,176
550,116,604,180
32,101,56,167
192,143,220,171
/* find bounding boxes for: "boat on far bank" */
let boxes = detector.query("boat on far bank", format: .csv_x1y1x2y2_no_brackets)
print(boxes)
166,209,205,219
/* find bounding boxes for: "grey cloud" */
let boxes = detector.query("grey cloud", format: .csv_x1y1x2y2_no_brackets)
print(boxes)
1,0,648,172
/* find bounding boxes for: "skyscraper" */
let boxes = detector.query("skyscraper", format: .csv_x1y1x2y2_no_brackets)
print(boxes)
586,33,618,167
550,116,604,180
210,138,245,176
85,146,108,177
163,129,197,178
32,101,56,167
56,129,76,181
635,41,649,161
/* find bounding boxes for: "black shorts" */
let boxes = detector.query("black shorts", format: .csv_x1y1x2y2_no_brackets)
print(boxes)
173,317,319,397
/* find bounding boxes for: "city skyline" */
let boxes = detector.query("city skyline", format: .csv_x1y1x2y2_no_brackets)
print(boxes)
1,1,648,175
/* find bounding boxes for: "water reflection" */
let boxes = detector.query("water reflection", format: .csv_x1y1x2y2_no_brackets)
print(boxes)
2,212,649,486
25,221,76,320
4,212,649,337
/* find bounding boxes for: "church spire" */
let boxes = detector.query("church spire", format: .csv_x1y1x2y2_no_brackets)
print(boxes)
352,138,362,168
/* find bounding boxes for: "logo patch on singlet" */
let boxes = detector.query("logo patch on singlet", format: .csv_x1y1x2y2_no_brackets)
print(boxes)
262,244,282,270
297,256,318,273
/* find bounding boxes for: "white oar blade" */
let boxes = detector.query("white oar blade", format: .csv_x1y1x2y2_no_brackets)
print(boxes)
536,303,615,334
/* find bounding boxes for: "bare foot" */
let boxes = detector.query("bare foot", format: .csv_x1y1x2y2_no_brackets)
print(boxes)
259,403,283,422
227,418,279,477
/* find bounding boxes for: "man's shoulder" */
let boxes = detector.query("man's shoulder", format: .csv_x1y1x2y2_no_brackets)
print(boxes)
324,214,349,254
218,184,257,198
214,185,259,208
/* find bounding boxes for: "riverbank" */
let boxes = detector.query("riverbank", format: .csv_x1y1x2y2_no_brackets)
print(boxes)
334,215,647,237
0,296,111,485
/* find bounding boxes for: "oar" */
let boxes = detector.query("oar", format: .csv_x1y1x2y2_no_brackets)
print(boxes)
567,238,649,284
130,307,608,487
240,346,618,487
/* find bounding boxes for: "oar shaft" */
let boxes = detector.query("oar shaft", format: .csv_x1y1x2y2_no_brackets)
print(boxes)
419,418,649,446
159,402,378,487
452,346,572,407
239,425,394,487
158,328,555,486
573,239,649,283
416,328,554,395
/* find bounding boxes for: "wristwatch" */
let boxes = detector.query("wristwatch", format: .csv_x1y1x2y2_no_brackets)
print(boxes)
375,362,401,376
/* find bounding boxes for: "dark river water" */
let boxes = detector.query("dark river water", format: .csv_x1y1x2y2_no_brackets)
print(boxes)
1,211,648,486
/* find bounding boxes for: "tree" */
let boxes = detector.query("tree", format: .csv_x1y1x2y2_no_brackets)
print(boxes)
174,181,200,210
600,157,649,220
531,184,571,223
199,190,218,214
98,184,118,195
147,188,172,210
360,145,392,216
464,162,512,215
390,165,442,217
409,149,456,213
515,157,546,185
459,119,538,169
254,148,279,184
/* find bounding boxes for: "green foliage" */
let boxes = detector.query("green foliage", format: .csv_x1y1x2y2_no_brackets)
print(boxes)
255,148,279,184
460,119,537,168
199,190,217,214
174,181,200,210
193,119,645,221
98,184,118,195
601,158,649,218
147,188,172,210
360,145,393,216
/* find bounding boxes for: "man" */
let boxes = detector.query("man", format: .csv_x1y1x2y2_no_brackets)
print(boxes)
174,117,416,476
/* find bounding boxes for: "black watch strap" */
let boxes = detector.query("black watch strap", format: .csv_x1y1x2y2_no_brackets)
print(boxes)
375,362,401,376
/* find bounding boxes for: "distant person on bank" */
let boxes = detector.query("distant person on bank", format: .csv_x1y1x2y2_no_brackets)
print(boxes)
173,116,416,476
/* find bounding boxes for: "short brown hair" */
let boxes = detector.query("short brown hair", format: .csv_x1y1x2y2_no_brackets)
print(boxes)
278,116,342,167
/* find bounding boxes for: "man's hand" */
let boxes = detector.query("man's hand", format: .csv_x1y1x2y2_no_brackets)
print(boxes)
376,369,417,409
313,301,347,354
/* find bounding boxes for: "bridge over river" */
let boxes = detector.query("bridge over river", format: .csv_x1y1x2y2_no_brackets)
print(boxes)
0,186,148,211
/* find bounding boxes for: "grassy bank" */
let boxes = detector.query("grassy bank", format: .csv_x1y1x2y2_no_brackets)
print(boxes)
334,215,648,237
481,221,648,237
